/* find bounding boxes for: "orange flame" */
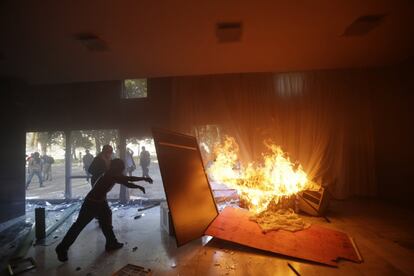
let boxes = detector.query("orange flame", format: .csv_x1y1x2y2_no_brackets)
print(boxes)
207,136,320,213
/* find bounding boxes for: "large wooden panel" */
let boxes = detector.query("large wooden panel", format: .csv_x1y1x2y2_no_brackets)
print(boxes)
205,207,362,267
153,129,218,246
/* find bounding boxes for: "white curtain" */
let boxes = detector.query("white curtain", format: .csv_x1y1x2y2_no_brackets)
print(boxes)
169,69,379,199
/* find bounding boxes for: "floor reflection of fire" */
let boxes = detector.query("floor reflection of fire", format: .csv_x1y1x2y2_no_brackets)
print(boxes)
207,136,321,232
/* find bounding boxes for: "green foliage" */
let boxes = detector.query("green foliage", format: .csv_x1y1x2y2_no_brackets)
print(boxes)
127,137,152,145
81,129,119,153
70,131,94,159
29,132,64,154
124,79,147,99
71,131,93,150
28,130,119,156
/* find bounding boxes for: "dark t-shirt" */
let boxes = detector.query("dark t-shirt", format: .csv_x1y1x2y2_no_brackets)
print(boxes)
140,150,150,167
88,155,107,176
88,155,109,185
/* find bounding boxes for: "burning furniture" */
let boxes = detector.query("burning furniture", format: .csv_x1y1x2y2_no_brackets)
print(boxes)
153,128,362,266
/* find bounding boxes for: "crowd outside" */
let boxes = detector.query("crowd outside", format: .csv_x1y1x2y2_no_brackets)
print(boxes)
26,152,56,189
26,144,153,191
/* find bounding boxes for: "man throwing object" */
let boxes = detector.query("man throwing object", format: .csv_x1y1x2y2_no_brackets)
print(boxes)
56,158,153,262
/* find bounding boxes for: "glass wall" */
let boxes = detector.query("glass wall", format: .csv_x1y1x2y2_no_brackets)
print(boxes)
125,137,165,200
70,129,120,199
25,131,66,199
26,130,165,201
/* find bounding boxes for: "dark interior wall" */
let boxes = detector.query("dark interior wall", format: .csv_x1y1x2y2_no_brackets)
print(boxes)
372,64,414,207
24,81,121,131
24,78,172,134
0,79,26,223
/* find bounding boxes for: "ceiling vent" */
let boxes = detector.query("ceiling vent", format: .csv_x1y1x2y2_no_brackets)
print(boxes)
74,33,109,52
342,14,387,37
216,22,242,43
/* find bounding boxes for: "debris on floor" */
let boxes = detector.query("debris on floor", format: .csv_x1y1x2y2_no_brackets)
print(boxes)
112,264,152,275
132,246,138,252
137,203,160,212
7,257,37,275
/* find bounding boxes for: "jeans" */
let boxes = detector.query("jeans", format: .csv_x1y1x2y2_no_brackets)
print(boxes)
57,199,117,250
141,166,150,178
85,170,91,182
43,164,52,181
26,170,43,189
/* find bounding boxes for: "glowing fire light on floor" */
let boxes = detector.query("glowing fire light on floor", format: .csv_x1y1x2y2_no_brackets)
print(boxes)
207,136,320,214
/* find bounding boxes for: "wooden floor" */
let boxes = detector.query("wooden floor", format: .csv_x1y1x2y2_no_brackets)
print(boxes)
22,199,414,276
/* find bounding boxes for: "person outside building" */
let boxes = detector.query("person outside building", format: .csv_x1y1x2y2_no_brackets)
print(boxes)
26,153,34,175
125,148,136,177
139,146,151,178
26,152,43,189
41,154,54,181
55,159,153,262
82,150,94,183
88,145,113,187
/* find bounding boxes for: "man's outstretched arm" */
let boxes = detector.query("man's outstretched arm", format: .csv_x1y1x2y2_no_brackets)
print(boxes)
123,182,146,194
124,176,153,184
114,175,153,184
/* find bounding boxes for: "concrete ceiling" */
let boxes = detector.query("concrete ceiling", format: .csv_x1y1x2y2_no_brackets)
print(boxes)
0,0,413,84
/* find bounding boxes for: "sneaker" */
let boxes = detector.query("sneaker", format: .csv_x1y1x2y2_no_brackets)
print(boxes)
55,245,68,262
105,241,124,251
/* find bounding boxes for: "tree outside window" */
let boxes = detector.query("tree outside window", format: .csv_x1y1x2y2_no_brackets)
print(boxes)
123,79,147,99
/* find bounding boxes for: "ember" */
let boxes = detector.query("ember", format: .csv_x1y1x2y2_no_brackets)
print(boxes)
207,136,320,214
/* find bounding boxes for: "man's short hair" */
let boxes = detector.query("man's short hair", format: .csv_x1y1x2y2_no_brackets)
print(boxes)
102,145,113,153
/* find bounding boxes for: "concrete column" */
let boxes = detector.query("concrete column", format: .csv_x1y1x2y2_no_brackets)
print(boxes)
64,130,72,199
